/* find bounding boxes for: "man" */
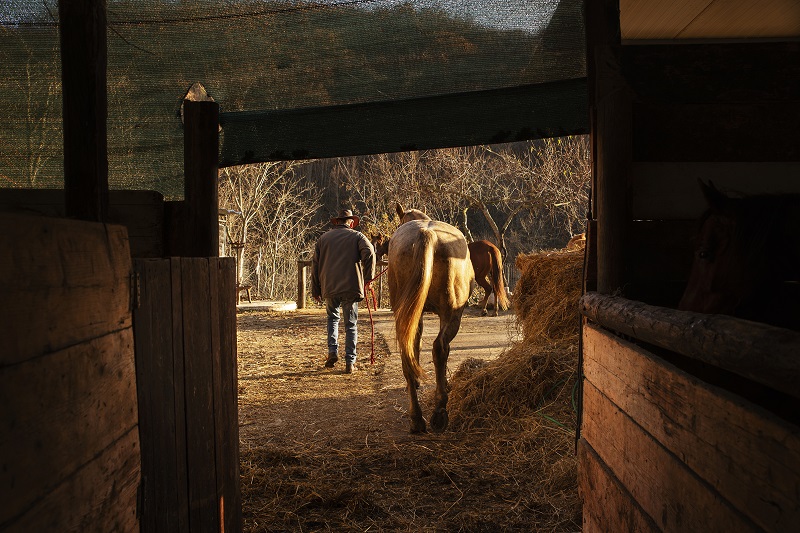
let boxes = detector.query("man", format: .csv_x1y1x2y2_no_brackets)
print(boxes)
311,209,376,374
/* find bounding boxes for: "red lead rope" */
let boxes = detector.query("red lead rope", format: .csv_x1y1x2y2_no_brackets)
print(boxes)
365,267,388,365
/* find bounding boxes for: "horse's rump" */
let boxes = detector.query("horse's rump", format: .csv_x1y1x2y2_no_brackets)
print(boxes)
388,220,474,380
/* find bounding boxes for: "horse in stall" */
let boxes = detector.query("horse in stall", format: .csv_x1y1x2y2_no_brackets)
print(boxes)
678,181,800,331
388,203,474,433
468,240,510,316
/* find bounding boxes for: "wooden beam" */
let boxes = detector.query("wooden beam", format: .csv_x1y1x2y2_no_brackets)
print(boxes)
585,0,632,294
580,292,800,398
218,78,588,165
623,42,800,105
183,100,220,257
59,0,108,221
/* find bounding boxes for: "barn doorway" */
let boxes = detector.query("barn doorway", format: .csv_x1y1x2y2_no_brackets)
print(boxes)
224,137,590,530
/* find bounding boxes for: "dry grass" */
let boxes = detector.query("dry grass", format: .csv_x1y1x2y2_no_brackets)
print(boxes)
513,249,584,343
238,246,584,532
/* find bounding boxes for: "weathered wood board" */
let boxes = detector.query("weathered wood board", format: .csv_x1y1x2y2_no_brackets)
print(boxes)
0,214,139,532
0,189,165,257
578,438,658,533
133,256,240,533
581,324,800,531
580,293,800,399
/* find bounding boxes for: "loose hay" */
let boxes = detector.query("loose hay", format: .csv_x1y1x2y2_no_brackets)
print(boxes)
239,246,585,532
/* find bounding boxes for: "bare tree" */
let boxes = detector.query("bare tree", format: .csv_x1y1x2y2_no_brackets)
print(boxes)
219,161,323,300
1,30,62,186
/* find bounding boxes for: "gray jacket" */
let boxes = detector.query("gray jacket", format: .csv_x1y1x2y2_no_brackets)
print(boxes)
311,224,376,301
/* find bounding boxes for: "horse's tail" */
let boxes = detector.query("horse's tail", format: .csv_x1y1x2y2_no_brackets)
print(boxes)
394,229,435,381
489,246,510,311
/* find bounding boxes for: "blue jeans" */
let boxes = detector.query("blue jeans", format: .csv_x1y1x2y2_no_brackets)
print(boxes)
325,297,358,364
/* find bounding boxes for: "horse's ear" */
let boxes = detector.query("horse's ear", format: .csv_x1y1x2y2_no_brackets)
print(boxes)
699,180,728,210
395,203,405,219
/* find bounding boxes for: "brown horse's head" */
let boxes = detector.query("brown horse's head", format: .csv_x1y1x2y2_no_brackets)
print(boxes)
396,202,430,224
370,233,390,259
679,181,800,328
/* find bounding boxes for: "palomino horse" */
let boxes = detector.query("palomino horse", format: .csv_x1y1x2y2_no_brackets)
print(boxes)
389,203,474,433
679,181,800,331
468,240,510,316
373,233,509,317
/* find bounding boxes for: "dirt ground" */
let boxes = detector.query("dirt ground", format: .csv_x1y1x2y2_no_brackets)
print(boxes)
237,304,579,532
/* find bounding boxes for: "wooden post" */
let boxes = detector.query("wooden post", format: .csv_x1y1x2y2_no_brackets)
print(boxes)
585,0,631,294
297,260,311,309
184,100,220,257
59,0,108,221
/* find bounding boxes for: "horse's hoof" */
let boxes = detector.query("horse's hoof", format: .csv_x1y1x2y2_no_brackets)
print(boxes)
481,309,488,317
430,409,449,433
409,420,427,434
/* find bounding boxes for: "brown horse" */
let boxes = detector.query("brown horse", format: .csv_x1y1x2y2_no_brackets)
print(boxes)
679,181,800,331
370,233,390,259
389,203,474,433
565,233,586,251
468,240,510,316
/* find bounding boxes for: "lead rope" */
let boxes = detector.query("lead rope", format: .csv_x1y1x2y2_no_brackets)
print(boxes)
365,267,388,365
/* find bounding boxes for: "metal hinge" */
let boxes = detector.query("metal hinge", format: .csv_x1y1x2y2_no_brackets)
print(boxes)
130,272,140,310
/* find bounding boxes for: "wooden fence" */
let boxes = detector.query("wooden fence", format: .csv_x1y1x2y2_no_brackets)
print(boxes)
133,257,240,533
579,293,800,532
0,214,140,531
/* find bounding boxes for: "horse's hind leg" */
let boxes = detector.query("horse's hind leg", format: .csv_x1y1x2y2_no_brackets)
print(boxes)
476,278,492,316
429,310,463,432
403,320,426,433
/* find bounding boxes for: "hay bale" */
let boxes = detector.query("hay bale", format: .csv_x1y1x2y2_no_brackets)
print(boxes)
449,248,584,426
513,249,583,345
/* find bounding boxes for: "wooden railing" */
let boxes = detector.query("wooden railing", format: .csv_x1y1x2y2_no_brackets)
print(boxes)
580,292,800,399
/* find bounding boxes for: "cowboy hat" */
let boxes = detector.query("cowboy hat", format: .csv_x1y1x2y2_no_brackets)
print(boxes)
331,209,360,227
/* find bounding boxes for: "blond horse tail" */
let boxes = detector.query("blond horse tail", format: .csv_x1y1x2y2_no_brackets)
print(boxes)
490,246,510,310
394,229,435,381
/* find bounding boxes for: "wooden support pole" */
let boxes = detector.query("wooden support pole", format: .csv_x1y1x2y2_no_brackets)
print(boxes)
585,0,631,294
184,100,220,257
297,260,311,309
59,0,108,221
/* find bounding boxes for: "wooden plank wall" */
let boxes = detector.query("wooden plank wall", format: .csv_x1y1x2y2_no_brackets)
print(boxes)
0,213,139,532
580,324,800,532
0,188,165,258
134,257,240,533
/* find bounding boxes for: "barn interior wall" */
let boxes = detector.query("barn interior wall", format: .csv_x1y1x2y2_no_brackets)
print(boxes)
617,41,800,307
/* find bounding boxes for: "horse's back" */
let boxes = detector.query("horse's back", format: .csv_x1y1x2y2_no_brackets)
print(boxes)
392,220,470,260
389,220,473,309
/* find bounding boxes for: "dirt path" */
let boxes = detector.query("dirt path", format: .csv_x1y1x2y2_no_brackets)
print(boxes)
236,305,546,531
238,306,518,449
